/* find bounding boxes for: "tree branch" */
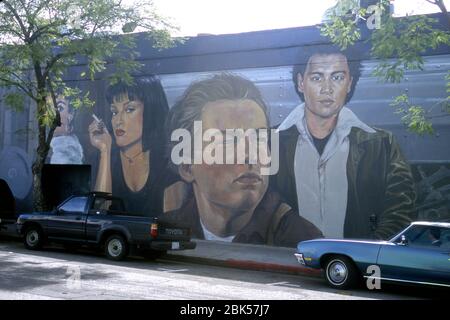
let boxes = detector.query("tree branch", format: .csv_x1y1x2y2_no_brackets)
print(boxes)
2,0,30,41
0,77,36,101
43,53,66,81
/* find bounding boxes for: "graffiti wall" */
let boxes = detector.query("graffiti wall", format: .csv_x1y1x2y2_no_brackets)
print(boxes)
1,22,449,247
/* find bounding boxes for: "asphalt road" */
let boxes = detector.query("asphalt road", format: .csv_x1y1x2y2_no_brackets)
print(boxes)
0,237,447,301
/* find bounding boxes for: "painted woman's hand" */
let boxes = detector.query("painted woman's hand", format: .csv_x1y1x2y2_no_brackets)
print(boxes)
89,119,112,153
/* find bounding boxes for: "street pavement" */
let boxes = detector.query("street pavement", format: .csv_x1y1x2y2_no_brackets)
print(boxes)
0,229,448,299
0,238,431,300
165,239,322,277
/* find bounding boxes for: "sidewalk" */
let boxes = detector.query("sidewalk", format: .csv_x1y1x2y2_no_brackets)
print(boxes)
1,224,321,277
165,239,322,277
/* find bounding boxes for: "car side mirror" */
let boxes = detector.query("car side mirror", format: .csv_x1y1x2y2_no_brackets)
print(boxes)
399,235,408,246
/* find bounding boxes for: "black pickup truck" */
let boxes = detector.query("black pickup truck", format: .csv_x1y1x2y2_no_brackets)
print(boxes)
16,192,196,260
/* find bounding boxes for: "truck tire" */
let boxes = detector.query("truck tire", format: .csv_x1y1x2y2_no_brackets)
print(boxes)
104,234,129,261
24,226,44,250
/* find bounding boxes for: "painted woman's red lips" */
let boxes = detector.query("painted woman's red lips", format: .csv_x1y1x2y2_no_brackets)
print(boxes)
115,129,125,137
235,172,262,184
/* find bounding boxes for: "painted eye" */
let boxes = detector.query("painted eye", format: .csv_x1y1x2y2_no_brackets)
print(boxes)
126,107,135,113
333,74,345,81
111,110,117,116
311,75,321,81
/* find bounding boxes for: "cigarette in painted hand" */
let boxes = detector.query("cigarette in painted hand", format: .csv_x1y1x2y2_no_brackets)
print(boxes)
92,114,105,134
92,114,101,123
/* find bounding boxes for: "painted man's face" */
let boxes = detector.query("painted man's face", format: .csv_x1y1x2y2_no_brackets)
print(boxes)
181,99,269,219
110,92,144,148
298,53,353,120
54,95,73,136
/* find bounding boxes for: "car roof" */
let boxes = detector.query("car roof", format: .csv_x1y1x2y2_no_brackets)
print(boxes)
411,221,450,228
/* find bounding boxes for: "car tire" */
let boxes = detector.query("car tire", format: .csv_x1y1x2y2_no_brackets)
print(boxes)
143,250,167,261
24,226,44,250
324,255,360,289
104,234,129,261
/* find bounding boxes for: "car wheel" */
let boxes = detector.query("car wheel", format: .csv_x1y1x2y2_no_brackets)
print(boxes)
143,250,167,260
324,255,360,289
104,234,129,261
24,226,44,250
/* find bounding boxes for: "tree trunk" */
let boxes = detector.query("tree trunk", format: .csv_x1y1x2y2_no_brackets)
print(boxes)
435,0,450,29
32,100,51,211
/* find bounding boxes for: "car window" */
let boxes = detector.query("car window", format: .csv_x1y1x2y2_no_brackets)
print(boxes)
59,196,88,214
438,229,450,249
407,226,448,248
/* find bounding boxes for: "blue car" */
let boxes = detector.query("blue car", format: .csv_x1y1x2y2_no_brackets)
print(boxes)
295,221,450,289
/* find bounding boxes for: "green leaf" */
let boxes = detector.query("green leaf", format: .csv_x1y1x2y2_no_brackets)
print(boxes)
3,92,25,112
122,22,138,33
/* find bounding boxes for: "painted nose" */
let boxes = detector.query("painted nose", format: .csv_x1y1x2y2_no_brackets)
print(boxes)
114,111,124,127
321,80,334,94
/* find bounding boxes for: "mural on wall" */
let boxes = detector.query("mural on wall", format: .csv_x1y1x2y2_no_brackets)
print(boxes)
0,146,33,213
412,162,450,223
1,43,449,248
87,76,176,216
163,73,322,247
273,48,417,240
48,94,84,165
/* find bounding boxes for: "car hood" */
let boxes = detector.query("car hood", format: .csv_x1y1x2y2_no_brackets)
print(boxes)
299,238,392,246
18,211,55,219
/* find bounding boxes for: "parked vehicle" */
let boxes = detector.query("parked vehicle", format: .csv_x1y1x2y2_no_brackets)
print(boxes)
0,179,16,232
16,192,196,261
295,221,450,289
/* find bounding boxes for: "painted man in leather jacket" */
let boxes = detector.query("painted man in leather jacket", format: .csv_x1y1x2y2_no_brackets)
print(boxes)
272,49,416,239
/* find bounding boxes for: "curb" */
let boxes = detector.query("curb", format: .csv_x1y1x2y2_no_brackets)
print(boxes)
165,252,322,277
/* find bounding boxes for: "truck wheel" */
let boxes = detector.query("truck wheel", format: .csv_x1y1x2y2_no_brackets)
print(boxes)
324,255,360,289
24,226,44,250
105,234,129,261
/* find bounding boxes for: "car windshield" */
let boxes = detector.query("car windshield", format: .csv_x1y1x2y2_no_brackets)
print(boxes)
393,224,450,248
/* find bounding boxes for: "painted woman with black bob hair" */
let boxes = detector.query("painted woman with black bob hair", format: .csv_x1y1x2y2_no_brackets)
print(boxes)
88,75,169,216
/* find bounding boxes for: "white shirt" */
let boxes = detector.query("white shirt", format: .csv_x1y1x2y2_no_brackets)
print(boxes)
50,135,84,164
277,103,375,238
200,219,235,242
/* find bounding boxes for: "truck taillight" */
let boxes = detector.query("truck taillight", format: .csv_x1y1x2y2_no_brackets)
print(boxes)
150,223,158,238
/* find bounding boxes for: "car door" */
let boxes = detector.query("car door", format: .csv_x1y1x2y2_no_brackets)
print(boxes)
46,196,88,241
377,225,450,286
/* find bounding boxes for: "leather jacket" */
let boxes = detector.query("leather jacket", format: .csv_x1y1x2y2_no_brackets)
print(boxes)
271,125,417,239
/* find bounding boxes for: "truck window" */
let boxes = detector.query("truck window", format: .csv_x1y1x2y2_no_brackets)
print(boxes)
59,196,88,213
92,197,124,212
